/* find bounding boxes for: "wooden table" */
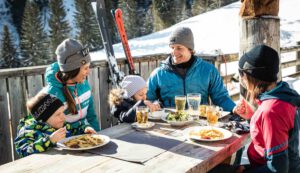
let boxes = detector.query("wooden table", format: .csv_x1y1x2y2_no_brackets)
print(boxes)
0,121,249,173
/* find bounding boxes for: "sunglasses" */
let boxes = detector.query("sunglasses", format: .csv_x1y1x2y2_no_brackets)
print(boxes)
64,47,89,64
238,66,266,77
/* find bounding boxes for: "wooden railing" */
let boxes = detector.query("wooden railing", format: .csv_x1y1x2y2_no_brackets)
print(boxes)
0,44,299,165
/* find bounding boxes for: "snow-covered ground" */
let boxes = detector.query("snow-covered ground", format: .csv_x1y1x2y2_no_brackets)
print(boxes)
91,0,300,61
91,0,299,84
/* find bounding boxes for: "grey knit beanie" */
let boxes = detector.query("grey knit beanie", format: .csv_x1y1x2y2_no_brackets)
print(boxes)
56,38,91,72
120,75,147,98
169,27,194,50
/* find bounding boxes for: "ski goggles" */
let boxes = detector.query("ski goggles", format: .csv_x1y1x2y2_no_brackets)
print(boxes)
64,47,89,64
238,66,266,77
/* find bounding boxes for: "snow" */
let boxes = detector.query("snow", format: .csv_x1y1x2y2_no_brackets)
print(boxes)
0,0,20,51
90,0,300,61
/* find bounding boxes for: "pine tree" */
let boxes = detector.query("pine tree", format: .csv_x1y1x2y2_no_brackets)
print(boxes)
48,0,71,60
74,0,102,51
0,25,19,68
20,0,50,66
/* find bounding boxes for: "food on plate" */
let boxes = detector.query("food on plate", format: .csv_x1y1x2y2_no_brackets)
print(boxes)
189,129,224,140
63,134,104,148
166,111,189,121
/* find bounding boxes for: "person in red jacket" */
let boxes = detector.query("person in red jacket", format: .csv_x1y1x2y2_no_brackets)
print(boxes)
236,45,300,173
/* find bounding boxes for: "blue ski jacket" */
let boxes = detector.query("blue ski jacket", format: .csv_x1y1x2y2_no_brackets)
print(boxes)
147,55,235,112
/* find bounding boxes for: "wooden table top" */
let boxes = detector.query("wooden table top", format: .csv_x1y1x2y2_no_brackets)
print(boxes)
0,120,250,173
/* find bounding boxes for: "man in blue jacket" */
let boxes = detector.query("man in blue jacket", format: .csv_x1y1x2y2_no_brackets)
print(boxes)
147,26,235,112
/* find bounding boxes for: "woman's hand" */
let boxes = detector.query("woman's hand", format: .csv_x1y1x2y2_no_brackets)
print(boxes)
84,126,97,134
49,127,66,143
144,100,161,112
233,98,254,120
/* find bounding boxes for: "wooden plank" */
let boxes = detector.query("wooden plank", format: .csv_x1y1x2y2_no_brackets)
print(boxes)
88,67,101,130
98,66,111,129
140,61,149,80
148,60,157,78
297,42,300,72
0,79,13,165
26,75,43,98
134,62,140,75
8,77,27,160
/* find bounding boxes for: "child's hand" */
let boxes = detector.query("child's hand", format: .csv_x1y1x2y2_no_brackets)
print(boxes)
144,100,161,112
233,98,254,120
84,126,96,134
49,127,66,143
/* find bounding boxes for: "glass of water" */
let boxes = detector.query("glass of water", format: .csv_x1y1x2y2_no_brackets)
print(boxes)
187,93,201,120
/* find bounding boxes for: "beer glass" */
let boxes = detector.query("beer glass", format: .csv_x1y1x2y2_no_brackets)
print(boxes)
175,95,186,112
136,106,149,124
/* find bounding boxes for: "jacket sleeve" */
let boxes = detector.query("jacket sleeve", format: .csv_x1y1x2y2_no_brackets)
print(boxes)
14,128,55,158
86,95,100,131
147,69,159,102
111,100,143,123
208,67,236,112
251,150,288,173
65,119,90,136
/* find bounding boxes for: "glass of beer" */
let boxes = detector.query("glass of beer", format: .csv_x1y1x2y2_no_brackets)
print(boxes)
136,106,149,124
187,93,201,120
175,95,186,112
199,105,207,117
206,106,223,126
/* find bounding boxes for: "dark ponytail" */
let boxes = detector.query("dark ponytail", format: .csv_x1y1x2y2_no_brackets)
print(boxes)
58,68,80,114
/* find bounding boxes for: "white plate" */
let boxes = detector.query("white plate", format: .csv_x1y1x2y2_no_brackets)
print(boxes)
161,113,194,126
149,110,167,120
131,122,155,129
183,126,232,142
57,134,110,150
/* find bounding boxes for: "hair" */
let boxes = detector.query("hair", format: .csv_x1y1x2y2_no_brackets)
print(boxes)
108,88,126,106
26,91,48,113
189,49,195,55
58,68,80,114
244,73,274,102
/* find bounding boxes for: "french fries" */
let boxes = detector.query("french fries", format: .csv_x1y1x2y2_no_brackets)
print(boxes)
64,134,103,148
190,129,224,140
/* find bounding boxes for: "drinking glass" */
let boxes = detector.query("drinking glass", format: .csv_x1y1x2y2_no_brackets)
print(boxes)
175,95,186,112
136,106,149,124
206,106,223,126
187,93,201,120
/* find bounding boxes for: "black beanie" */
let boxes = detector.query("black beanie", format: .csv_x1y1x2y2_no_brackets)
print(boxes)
30,94,64,122
239,45,279,82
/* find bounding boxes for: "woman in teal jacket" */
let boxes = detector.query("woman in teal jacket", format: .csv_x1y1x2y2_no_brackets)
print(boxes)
44,38,100,131
147,27,235,112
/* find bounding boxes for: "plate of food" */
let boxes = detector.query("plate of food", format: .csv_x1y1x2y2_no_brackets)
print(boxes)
57,134,110,150
149,110,167,120
183,126,232,142
161,111,194,126
131,122,155,129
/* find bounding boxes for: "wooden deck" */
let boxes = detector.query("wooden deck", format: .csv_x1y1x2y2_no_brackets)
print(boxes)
0,44,299,165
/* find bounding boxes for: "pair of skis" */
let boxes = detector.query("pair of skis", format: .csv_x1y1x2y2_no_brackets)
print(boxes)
95,0,136,88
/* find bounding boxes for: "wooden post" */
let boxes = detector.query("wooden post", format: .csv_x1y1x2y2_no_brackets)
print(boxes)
239,16,280,101
297,41,300,73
